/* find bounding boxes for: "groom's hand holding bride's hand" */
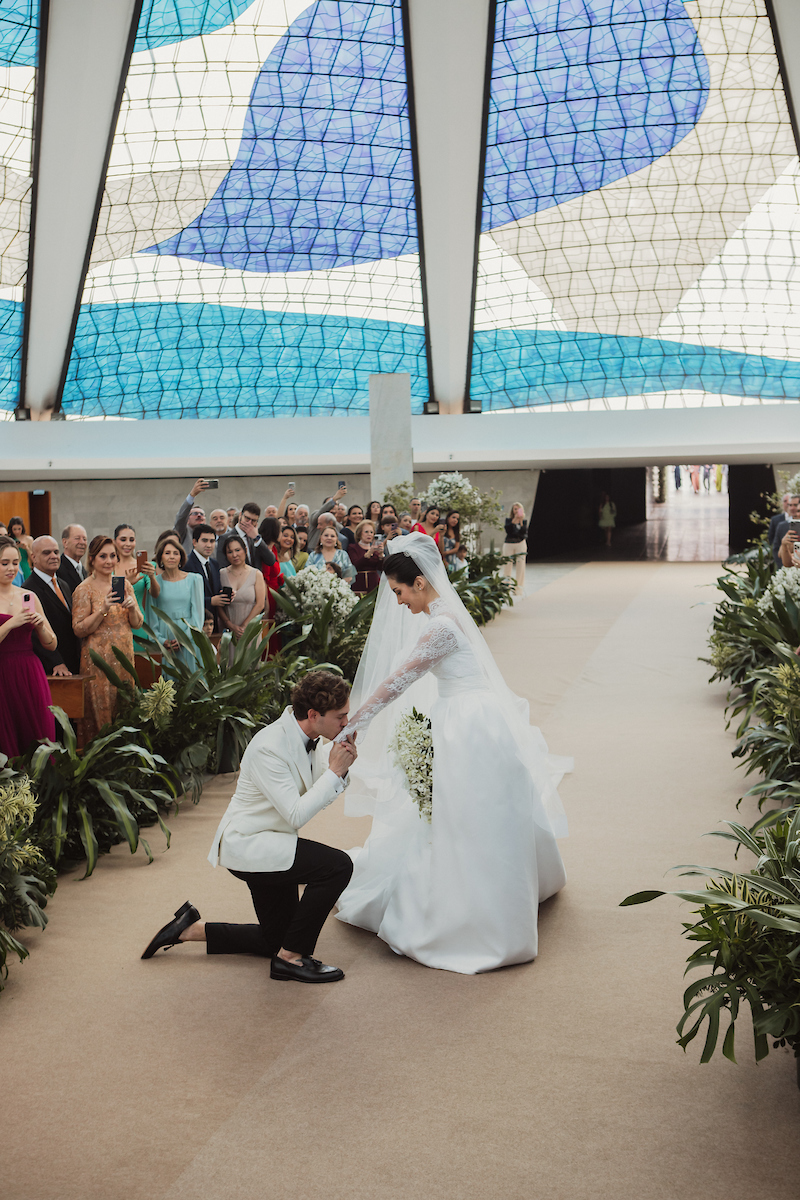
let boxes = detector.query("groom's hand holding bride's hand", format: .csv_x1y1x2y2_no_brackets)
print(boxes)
329,734,357,777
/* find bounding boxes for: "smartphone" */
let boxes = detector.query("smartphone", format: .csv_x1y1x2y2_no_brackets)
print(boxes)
288,482,296,490
220,585,234,601
205,479,219,489
110,576,125,603
338,480,346,489
21,591,35,614
390,521,398,530
136,551,148,570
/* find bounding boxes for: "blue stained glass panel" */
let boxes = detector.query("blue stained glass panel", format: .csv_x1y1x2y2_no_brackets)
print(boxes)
59,303,428,419
0,0,254,67
147,0,415,273
471,329,800,408
482,0,709,227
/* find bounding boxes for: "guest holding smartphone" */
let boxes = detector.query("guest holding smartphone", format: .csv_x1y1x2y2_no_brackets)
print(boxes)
219,534,266,642
347,519,384,592
412,506,445,546
72,535,144,742
114,522,159,649
146,539,205,668
0,535,57,757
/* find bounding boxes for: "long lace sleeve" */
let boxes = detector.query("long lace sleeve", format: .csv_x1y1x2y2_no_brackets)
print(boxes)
341,616,458,737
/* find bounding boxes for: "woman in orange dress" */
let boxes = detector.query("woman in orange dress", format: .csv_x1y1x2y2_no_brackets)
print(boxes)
72,534,144,743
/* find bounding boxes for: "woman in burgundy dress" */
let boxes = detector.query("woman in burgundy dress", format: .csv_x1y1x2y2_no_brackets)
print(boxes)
347,519,385,592
0,535,58,758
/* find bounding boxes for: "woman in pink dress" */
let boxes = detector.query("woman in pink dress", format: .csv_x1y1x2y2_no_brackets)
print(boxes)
0,535,58,758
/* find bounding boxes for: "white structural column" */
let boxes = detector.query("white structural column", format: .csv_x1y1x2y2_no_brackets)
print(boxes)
405,0,493,414
21,0,141,414
369,373,414,499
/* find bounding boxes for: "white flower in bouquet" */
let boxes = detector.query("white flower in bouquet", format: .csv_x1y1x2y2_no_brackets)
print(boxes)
756,566,800,616
291,566,358,626
390,708,433,822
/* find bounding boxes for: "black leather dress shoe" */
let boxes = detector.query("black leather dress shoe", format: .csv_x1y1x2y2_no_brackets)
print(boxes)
141,901,201,959
270,955,344,983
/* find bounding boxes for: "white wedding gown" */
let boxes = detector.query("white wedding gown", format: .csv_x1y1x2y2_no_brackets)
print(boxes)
336,596,568,974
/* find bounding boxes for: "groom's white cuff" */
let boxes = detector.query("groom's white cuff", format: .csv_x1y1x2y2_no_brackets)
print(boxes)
324,768,348,796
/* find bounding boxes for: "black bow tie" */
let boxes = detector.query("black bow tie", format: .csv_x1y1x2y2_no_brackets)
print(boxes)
305,737,319,754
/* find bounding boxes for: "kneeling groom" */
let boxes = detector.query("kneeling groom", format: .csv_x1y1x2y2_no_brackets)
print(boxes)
142,670,356,983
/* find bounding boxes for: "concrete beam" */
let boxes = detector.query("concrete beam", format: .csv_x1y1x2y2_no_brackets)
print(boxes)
3,405,800,480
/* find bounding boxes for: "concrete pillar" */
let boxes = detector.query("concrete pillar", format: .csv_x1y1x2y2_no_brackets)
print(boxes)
369,373,414,500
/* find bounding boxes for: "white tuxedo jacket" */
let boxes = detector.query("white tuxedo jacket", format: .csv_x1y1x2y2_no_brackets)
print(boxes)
208,706,346,873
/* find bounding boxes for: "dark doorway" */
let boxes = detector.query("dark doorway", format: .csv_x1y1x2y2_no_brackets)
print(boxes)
529,467,647,559
728,465,774,554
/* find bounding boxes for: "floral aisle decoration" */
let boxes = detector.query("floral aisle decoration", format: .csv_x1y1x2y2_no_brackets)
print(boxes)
276,568,375,679
390,708,434,823
756,565,800,618
419,471,503,552
0,759,57,989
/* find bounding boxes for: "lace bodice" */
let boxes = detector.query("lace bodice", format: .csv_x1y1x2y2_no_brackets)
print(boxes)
341,599,484,737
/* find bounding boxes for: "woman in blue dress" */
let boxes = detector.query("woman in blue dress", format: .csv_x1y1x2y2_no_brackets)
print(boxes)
146,539,204,668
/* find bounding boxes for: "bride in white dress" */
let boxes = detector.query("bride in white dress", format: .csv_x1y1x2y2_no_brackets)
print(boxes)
335,533,569,974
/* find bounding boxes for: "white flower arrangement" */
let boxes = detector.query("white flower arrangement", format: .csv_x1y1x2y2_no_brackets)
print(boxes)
291,565,358,626
784,470,800,496
390,707,433,823
420,471,482,515
756,565,800,616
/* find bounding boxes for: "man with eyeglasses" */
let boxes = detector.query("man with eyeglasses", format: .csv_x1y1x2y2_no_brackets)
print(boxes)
216,501,276,573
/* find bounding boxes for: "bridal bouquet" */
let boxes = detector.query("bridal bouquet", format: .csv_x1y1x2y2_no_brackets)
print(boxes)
390,708,433,823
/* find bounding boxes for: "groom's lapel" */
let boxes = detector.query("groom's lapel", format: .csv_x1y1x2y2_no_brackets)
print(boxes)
279,706,312,791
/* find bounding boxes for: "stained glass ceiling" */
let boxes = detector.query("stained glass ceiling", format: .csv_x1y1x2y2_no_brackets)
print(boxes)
0,0,799,419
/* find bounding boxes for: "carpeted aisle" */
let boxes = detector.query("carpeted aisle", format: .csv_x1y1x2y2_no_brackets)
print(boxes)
4,563,800,1200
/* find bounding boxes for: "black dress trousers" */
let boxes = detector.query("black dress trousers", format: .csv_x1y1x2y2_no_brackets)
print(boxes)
205,838,353,958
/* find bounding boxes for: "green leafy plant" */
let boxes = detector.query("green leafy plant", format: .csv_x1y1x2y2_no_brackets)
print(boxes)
382,480,416,514
0,757,57,989
451,549,515,626
419,471,504,551
622,816,800,1065
22,707,175,878
275,577,376,680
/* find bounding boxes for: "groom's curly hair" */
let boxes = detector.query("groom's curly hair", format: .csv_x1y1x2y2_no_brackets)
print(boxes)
291,670,351,719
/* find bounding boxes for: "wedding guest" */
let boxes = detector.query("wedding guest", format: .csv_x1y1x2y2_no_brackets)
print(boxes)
7,516,33,578
333,502,348,530
209,509,229,536
255,517,283,649
114,523,160,649
307,484,347,551
72,535,144,742
276,485,296,520
441,510,461,570
174,478,213,556
380,503,398,525
24,535,80,676
275,525,299,580
308,526,356,582
294,504,310,527
325,561,343,579
147,539,205,667
258,516,282,560
453,544,469,572
0,536,57,757
219,535,266,642
340,504,364,547
598,493,617,548
375,513,404,551
284,502,298,526
59,524,89,593
409,497,422,523
293,527,310,572
770,494,795,566
347,520,384,592
777,495,800,567
203,610,215,636
264,505,279,519
399,512,414,532
226,508,238,529
412,506,444,544
186,523,228,630
217,502,276,575
366,500,382,526
503,502,528,594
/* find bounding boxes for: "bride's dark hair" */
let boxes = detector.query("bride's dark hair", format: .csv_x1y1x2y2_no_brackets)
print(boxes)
382,551,423,585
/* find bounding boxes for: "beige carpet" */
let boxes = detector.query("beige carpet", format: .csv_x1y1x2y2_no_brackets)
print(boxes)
5,563,800,1200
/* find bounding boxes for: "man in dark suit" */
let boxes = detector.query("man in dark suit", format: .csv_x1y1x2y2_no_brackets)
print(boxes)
24,536,81,675
768,493,792,565
215,501,275,573
58,523,88,592
185,524,229,630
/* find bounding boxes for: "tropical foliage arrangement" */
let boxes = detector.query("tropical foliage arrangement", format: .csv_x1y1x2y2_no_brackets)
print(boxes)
0,472,516,992
383,472,505,552
624,536,800,1080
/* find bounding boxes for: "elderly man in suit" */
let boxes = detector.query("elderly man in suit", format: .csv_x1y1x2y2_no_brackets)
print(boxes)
58,524,88,592
174,478,212,557
25,536,81,676
142,671,356,982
